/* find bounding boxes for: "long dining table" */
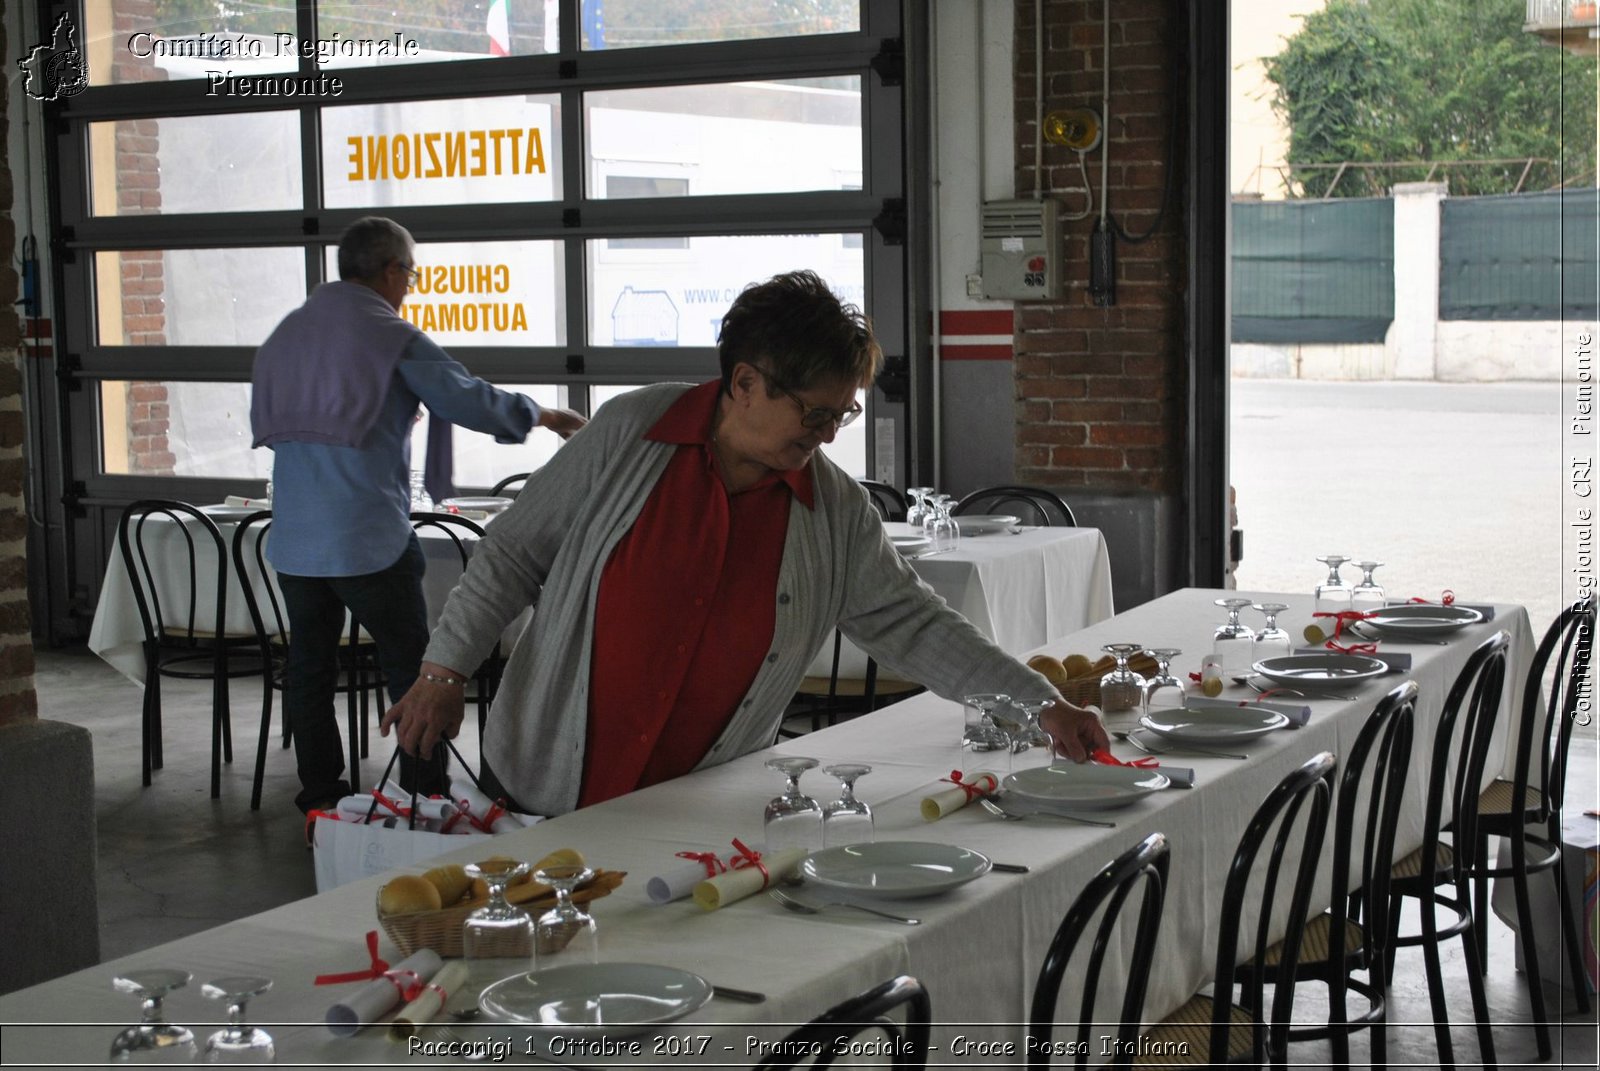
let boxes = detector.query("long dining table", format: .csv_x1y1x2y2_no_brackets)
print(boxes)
1,588,1537,1066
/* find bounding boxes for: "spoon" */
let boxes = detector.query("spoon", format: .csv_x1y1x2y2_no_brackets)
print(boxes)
769,888,920,925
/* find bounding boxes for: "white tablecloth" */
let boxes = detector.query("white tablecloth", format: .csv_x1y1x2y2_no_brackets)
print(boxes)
6,589,1536,1066
87,511,487,685
807,523,1116,679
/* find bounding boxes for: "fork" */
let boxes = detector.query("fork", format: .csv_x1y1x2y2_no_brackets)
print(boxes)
1238,676,1356,702
770,888,920,924
978,796,1116,828
1115,730,1248,762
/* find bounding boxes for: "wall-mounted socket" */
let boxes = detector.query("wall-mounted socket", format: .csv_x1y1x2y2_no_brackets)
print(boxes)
965,273,983,298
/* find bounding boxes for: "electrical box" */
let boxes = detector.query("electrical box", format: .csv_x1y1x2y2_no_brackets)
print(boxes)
980,198,1062,300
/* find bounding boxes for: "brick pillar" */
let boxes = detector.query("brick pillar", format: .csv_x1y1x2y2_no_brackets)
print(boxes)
113,1,172,475
0,12,37,726
1013,0,1186,494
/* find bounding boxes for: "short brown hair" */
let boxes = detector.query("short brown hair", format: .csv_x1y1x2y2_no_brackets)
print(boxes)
717,270,881,395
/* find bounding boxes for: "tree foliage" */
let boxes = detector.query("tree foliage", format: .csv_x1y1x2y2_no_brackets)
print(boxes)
1264,0,1597,197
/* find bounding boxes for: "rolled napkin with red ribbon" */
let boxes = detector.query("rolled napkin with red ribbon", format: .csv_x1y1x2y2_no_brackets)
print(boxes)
919,769,1002,821
648,848,744,904
1185,695,1312,727
387,960,469,1041
1303,610,1373,646
375,780,458,823
323,947,442,1037
446,774,539,834
691,841,807,911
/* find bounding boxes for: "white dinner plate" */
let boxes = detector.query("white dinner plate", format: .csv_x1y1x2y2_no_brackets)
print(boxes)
1361,603,1483,637
1139,706,1290,744
1002,762,1169,810
953,514,1019,536
1252,652,1389,692
890,534,933,556
441,496,515,514
799,841,991,900
198,504,258,522
478,963,713,1038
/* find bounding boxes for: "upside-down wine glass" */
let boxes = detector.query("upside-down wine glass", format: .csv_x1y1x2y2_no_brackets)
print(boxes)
763,756,823,853
821,764,874,846
201,976,275,1063
1099,644,1147,715
1314,555,1352,615
532,864,599,968
1007,698,1059,767
1351,561,1386,614
1140,649,1186,715
1251,603,1294,662
1212,598,1258,681
962,693,1014,757
929,497,961,553
905,487,935,528
463,858,534,962
109,968,196,1063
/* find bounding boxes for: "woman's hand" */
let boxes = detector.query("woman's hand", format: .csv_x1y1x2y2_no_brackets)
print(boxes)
379,662,468,757
1038,698,1109,762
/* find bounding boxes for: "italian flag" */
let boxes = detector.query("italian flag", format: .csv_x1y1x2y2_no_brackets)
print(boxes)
487,0,510,56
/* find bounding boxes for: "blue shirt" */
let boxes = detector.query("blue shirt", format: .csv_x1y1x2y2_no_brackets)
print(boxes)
266,334,538,576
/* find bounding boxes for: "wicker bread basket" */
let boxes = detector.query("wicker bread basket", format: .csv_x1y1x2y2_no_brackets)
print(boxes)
378,869,625,959
1052,652,1161,707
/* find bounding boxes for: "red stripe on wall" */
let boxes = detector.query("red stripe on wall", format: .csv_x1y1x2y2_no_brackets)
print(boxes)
938,309,1013,336
940,343,1013,361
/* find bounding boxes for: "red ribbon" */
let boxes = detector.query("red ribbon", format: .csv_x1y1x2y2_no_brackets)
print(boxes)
728,838,770,889
1091,747,1159,769
314,930,390,986
1312,610,1373,640
1325,638,1379,655
381,968,426,1003
1408,591,1456,606
676,851,729,878
942,770,995,802
368,790,413,821
304,808,337,846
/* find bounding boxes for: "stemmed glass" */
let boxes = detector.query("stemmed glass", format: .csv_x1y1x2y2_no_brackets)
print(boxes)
532,864,599,968
961,693,1014,756
1099,643,1147,714
1140,649,1185,714
763,756,823,852
1314,555,1352,614
463,858,534,962
201,976,275,1063
1213,598,1257,681
1251,603,1293,662
821,763,874,846
906,487,935,528
1351,561,1386,613
109,968,197,1063
1007,699,1058,766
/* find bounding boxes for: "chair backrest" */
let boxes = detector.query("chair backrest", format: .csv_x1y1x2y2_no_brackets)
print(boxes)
1027,832,1170,1069
228,509,286,648
1416,630,1510,886
1331,681,1417,980
490,471,533,497
1514,599,1594,826
410,511,487,569
953,484,1077,526
117,499,228,647
751,974,931,1071
858,479,909,522
1213,750,1337,1065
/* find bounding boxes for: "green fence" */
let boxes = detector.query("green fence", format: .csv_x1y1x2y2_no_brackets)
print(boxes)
1439,189,1599,320
1232,197,1394,344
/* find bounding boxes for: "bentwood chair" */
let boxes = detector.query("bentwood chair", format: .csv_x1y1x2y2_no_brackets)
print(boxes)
489,471,533,497
1138,751,1337,1067
751,974,931,1071
1027,833,1170,1069
1468,600,1595,1060
1386,630,1509,1071
117,500,263,798
1240,682,1415,1070
953,484,1077,527
231,510,384,810
858,478,909,521
410,512,500,734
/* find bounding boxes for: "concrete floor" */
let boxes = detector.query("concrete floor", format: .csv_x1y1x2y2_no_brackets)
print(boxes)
31,645,1600,1067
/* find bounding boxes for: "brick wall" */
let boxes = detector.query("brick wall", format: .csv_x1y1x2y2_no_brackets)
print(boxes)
0,14,38,726
114,1,172,475
1013,0,1186,494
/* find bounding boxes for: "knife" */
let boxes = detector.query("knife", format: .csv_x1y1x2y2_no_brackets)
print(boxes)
711,985,767,1004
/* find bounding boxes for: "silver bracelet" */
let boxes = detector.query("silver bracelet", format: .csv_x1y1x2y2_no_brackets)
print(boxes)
420,671,467,687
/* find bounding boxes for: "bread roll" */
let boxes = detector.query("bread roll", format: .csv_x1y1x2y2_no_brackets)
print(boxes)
1026,655,1069,687
1062,653,1095,678
422,864,471,906
379,874,443,914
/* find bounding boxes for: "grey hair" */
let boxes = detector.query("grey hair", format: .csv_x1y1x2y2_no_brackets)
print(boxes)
337,216,413,281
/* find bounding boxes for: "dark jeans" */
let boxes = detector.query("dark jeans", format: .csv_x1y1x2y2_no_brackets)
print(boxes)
278,535,445,812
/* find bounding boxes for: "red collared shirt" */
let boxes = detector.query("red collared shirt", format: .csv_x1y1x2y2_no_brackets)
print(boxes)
578,381,813,807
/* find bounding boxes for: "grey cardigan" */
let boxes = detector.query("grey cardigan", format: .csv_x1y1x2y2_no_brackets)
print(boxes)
424,383,1055,814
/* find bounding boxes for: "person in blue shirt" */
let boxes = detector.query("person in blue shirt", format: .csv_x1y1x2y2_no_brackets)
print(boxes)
251,216,584,813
